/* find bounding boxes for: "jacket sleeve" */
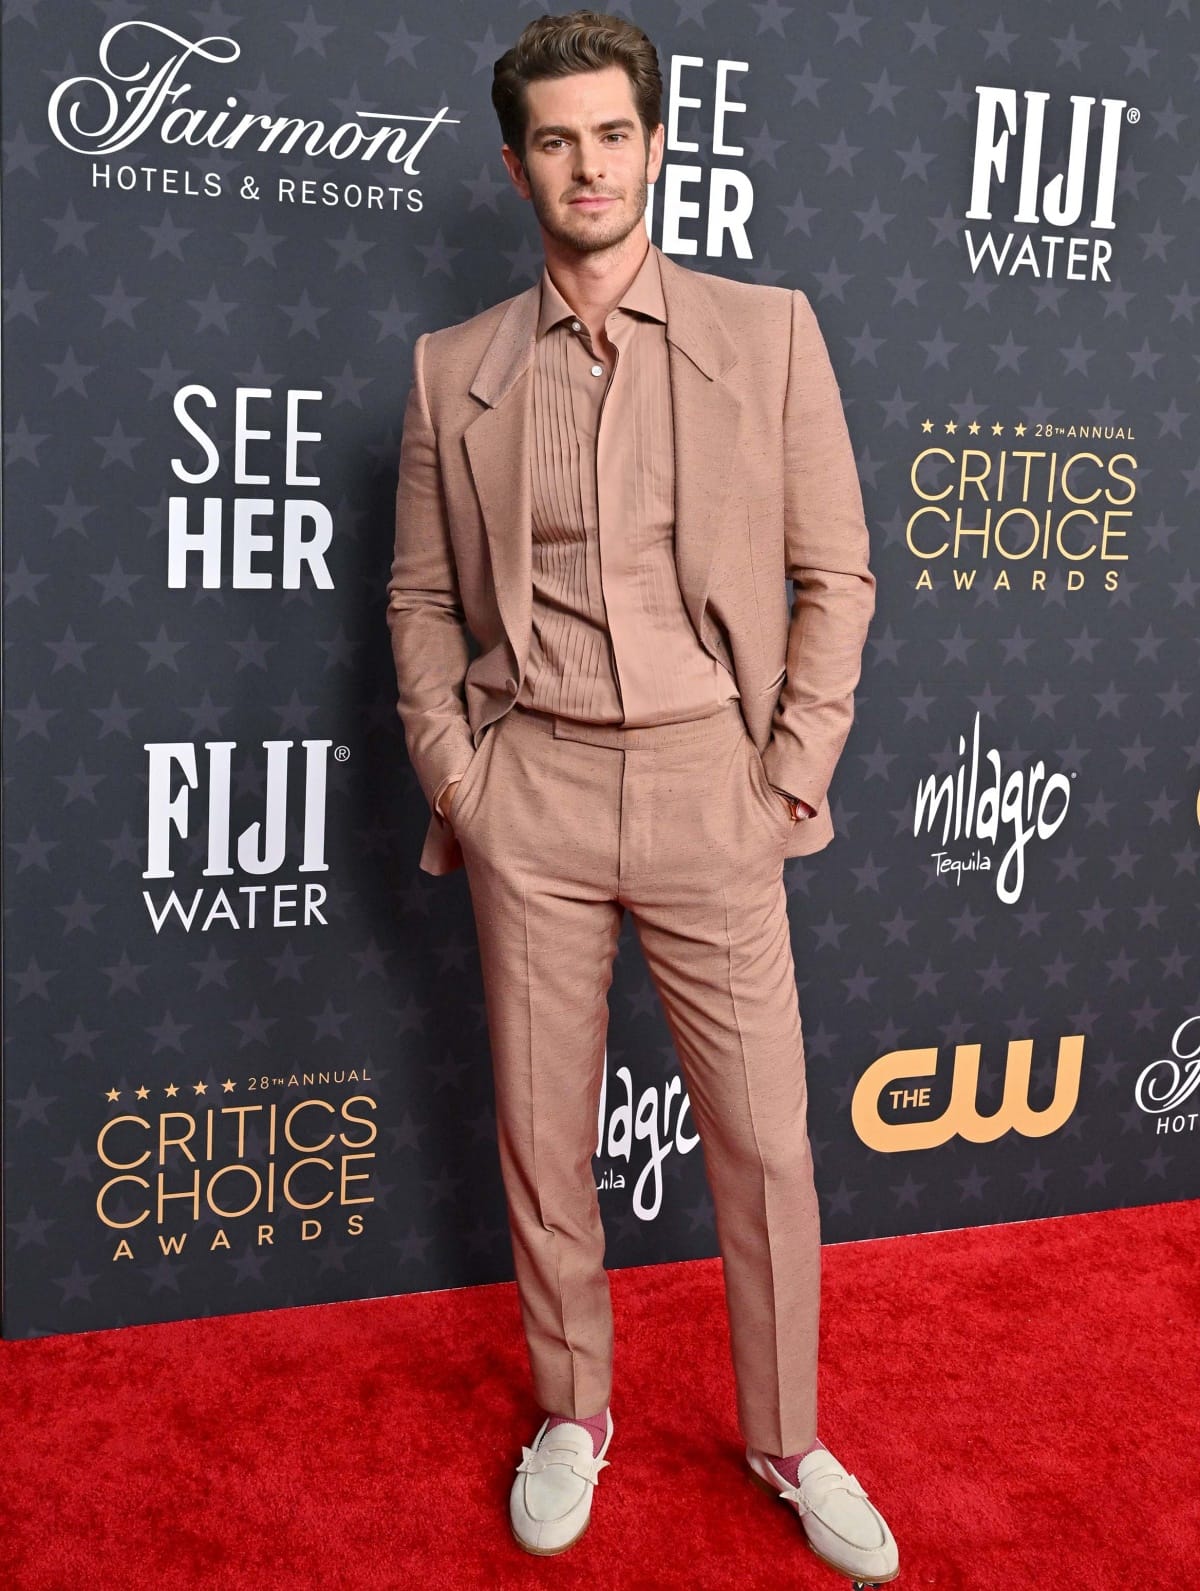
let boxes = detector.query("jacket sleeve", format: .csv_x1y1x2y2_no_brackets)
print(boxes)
759,289,876,813
386,331,476,816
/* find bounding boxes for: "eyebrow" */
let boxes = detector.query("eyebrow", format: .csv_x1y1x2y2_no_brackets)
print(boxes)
528,117,639,140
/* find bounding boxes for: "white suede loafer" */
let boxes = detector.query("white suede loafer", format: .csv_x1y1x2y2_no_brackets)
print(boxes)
746,1442,899,1587
509,1410,613,1556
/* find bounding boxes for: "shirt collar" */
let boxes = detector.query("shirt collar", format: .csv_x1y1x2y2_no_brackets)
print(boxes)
536,240,666,338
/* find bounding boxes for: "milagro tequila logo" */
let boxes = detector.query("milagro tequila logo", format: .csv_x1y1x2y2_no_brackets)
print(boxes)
1134,1015,1200,1137
143,739,337,933
594,1055,701,1221
913,712,1072,903
964,86,1138,281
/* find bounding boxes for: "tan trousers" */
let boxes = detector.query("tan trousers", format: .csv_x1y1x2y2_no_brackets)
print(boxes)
453,697,820,1456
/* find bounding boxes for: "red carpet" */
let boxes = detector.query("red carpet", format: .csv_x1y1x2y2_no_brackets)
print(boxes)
2,1198,1197,1589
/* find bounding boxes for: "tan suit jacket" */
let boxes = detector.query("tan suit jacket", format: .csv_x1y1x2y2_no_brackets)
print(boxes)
387,243,875,877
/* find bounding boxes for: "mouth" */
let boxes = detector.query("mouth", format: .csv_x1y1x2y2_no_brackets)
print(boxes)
569,196,615,209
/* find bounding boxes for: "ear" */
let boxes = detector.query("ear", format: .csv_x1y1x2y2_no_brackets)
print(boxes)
500,144,530,198
646,122,665,185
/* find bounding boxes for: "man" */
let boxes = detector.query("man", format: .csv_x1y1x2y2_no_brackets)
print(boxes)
386,10,897,1585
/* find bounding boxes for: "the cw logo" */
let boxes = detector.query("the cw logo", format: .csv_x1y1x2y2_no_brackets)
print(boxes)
851,1036,1084,1152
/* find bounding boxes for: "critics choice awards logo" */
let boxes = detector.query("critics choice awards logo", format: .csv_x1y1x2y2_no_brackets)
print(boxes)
905,437,1136,597
96,1086,378,1260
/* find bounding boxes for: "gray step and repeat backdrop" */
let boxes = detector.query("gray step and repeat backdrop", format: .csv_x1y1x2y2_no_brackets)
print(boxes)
3,1,1197,1340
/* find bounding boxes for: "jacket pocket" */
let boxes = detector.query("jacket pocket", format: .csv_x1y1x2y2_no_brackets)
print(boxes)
745,735,793,835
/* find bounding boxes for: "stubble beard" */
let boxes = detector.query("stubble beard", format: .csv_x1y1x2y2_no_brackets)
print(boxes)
527,164,649,259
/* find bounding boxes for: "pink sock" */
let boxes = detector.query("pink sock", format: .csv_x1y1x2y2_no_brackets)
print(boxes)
765,1435,826,1487
544,1406,609,1457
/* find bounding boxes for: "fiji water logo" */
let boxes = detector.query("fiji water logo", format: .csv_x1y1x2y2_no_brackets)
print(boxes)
913,712,1072,904
964,86,1139,281
141,737,336,934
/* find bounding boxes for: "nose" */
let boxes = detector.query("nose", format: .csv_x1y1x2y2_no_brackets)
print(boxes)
571,138,607,185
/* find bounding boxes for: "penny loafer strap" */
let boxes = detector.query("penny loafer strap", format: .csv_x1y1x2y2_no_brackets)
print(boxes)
516,1445,611,1486
777,1469,869,1514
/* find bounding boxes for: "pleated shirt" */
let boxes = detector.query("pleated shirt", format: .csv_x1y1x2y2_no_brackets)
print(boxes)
513,240,740,724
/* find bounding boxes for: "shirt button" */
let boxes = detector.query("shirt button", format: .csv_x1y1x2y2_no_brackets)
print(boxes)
590,363,603,376
570,319,582,331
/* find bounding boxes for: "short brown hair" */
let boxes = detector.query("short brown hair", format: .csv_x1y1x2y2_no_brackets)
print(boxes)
492,10,663,167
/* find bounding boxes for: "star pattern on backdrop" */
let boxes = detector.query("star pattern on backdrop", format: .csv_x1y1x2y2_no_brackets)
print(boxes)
2,0,1196,1340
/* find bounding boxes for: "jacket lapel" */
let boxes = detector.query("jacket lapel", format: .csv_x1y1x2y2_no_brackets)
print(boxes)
462,244,745,679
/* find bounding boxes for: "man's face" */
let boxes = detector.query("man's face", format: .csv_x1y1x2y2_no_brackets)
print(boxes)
503,64,664,255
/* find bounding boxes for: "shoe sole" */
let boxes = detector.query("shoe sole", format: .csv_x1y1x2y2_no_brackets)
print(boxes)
509,1512,591,1556
747,1467,900,1585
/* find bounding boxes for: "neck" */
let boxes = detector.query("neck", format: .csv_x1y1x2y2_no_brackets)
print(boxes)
541,229,651,327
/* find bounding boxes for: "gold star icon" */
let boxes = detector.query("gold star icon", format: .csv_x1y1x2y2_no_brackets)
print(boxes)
967,420,981,434
1014,421,1027,436
921,418,933,432
135,1086,150,1100
165,1083,179,1097
222,1079,236,1093
105,1088,120,1102
194,1081,208,1096
945,419,958,434
991,421,1004,434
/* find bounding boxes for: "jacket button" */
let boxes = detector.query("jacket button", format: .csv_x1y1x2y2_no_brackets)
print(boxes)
504,675,517,693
